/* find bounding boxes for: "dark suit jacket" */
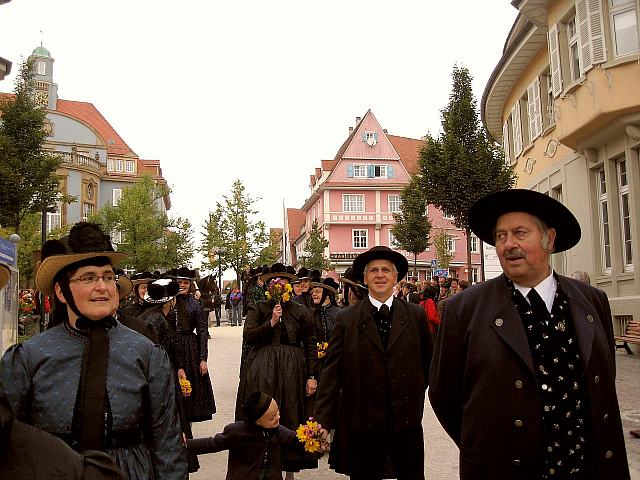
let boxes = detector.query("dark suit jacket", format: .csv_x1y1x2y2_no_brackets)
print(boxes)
187,421,297,480
429,274,630,479
314,297,433,433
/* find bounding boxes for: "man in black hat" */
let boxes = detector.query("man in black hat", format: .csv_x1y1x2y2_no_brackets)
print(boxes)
314,246,433,479
429,189,630,479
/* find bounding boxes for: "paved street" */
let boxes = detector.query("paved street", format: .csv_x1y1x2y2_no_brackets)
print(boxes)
191,324,640,479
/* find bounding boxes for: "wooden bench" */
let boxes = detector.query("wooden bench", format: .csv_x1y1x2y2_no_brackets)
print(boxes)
615,320,640,354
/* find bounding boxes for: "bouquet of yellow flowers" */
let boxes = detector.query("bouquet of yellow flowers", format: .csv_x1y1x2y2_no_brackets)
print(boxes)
296,418,327,454
264,278,293,304
179,378,192,397
317,341,329,359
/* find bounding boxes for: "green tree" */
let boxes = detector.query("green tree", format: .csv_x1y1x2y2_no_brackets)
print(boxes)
391,177,431,279
432,229,455,270
92,175,192,271
255,229,282,267
304,220,331,272
202,180,267,287
201,206,227,275
417,65,516,282
0,58,64,234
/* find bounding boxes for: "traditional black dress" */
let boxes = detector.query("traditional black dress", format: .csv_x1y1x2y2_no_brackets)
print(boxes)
0,320,188,479
236,300,318,472
173,294,216,422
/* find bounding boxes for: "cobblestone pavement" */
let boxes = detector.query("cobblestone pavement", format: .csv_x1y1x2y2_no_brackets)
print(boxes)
191,324,640,479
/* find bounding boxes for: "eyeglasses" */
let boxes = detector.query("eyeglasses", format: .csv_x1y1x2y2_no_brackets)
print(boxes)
69,273,117,286
367,267,395,275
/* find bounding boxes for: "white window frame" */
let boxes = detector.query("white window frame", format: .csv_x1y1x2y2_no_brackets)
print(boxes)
567,14,582,82
512,102,523,157
446,235,456,253
471,267,479,284
107,158,115,172
388,194,401,213
46,202,62,233
470,235,479,253
353,165,367,177
352,229,368,249
527,78,544,141
373,165,388,178
125,160,135,173
82,202,94,222
113,188,122,206
609,0,640,57
541,68,556,130
343,194,364,213
115,159,124,172
597,168,612,274
389,230,400,248
37,61,46,75
617,157,634,271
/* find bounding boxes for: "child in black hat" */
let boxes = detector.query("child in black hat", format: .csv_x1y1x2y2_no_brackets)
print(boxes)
188,391,323,480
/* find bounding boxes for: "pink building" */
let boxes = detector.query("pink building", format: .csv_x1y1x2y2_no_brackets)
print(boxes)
292,110,482,283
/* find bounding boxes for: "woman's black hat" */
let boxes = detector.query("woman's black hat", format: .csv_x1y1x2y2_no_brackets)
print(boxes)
352,246,408,282
260,263,297,282
242,391,273,422
166,267,196,280
309,277,339,294
469,189,581,253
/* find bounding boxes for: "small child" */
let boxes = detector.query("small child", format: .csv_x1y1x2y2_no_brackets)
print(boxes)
188,391,301,480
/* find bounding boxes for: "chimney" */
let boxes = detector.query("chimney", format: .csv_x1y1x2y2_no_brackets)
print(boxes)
355,116,361,125
349,126,353,134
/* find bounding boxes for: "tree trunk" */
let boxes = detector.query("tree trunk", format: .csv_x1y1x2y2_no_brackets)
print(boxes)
414,253,418,281
480,240,485,282
466,227,473,284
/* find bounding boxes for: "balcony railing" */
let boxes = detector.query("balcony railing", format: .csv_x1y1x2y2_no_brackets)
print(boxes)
59,150,101,172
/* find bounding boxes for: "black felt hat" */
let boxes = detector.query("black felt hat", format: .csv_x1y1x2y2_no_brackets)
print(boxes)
131,271,156,286
260,263,297,282
469,189,581,253
352,246,408,282
339,266,367,291
144,278,180,304
296,267,310,280
166,267,196,280
242,391,273,422
309,277,339,294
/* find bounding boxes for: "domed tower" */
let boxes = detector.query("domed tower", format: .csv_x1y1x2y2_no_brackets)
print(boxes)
29,44,58,110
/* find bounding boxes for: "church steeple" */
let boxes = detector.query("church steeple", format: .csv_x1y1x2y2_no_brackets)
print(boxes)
29,43,57,110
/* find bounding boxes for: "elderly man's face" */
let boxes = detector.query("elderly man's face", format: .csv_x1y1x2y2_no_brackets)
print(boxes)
364,259,396,301
495,211,556,287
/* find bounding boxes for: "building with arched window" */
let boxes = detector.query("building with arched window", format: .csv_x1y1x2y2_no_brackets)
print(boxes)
482,0,640,329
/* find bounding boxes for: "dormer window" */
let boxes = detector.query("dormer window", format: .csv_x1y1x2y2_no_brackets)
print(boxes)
362,131,378,146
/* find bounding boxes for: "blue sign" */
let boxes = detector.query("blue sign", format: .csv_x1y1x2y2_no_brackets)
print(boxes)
0,238,17,266
434,268,449,278
430,259,437,268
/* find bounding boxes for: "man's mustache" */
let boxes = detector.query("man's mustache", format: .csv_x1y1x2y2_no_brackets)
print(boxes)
504,249,526,260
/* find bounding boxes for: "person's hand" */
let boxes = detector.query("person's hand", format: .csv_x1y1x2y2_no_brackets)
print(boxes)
199,360,208,376
194,290,201,300
305,377,318,396
318,428,329,443
270,303,282,327
177,368,186,380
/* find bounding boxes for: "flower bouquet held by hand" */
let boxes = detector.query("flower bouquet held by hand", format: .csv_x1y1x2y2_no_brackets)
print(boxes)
317,341,329,359
264,278,293,304
296,418,328,454
179,378,192,397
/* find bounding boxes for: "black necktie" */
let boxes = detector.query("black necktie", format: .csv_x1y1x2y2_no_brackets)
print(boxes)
379,304,390,318
374,304,392,349
527,288,550,321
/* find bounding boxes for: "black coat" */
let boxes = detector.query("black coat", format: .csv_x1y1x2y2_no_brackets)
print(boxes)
187,421,298,480
429,274,630,479
314,295,433,433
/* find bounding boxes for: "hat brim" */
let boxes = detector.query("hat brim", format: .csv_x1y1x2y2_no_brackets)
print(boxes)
117,276,133,300
132,278,154,286
0,265,9,290
260,272,297,283
308,282,338,294
35,252,127,295
469,189,581,253
353,248,409,282
339,277,367,291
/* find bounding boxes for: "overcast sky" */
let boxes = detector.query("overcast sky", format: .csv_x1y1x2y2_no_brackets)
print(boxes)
2,1,518,271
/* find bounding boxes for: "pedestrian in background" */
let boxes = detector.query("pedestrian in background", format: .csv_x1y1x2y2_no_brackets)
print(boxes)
430,189,630,479
229,287,243,326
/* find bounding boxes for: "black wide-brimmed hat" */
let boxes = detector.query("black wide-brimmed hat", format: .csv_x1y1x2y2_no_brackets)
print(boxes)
469,189,581,253
309,277,339,294
144,278,180,304
166,267,196,280
353,246,408,282
130,271,156,286
36,222,127,295
295,267,309,280
339,266,367,291
260,263,297,282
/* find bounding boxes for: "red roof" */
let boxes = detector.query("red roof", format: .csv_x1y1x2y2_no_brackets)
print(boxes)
287,208,306,243
388,134,424,174
56,99,136,157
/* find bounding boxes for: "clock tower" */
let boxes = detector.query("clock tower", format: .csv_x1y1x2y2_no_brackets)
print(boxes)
29,44,58,110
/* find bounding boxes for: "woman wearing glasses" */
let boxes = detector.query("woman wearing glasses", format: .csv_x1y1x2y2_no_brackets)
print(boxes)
0,222,188,479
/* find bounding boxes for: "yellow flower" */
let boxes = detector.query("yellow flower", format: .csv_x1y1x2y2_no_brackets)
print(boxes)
282,292,290,302
179,378,192,397
265,291,271,300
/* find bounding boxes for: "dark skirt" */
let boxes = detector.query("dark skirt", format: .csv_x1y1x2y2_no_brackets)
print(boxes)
236,343,307,472
176,332,216,422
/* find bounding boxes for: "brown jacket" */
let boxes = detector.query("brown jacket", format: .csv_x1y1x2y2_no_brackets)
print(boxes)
429,274,630,479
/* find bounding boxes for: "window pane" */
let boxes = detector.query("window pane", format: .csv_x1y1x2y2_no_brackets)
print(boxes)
602,201,611,269
613,9,640,56
618,159,628,186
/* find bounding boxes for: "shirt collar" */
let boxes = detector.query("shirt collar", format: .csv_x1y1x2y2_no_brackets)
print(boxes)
513,269,557,313
368,294,394,310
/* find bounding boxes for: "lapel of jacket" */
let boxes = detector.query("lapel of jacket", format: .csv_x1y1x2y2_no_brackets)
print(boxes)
557,275,595,367
386,297,409,351
357,299,384,352
488,275,535,375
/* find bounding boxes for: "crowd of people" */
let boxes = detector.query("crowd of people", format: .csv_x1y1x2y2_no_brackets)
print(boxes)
0,188,634,479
